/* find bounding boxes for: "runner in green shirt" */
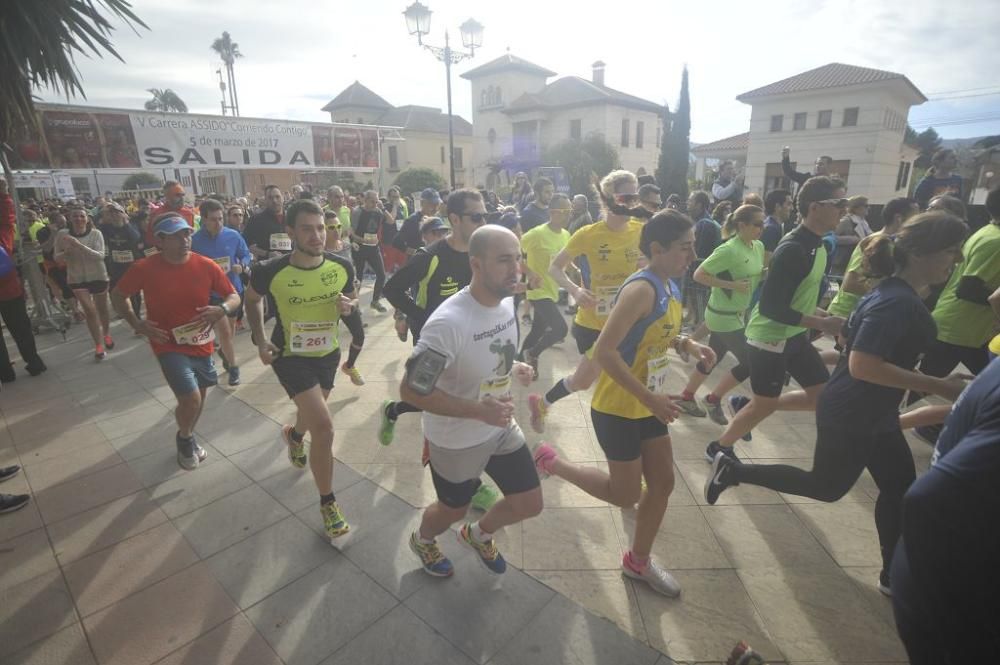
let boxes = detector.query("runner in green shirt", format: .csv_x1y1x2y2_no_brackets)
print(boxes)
673,205,765,425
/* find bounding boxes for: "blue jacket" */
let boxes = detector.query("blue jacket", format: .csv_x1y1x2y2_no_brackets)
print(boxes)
191,226,251,294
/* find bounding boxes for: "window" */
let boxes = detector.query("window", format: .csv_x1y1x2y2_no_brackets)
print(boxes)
636,121,645,148
388,145,398,170
656,126,661,148
452,147,463,170
896,161,912,191
621,119,629,147
570,119,582,140
770,114,783,132
818,110,832,129
440,146,446,164
843,107,859,126
793,112,807,130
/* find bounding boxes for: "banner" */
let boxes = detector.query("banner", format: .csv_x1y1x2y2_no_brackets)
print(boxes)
10,105,382,171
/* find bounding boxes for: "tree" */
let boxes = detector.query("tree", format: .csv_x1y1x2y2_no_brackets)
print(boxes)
145,88,188,113
394,167,447,196
541,133,619,195
656,66,689,200
211,31,243,115
913,127,942,169
122,172,162,191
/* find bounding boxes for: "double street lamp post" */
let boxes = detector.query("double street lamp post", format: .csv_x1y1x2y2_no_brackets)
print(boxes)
402,1,483,190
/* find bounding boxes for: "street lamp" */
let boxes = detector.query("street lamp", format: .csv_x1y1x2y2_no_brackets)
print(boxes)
402,2,483,189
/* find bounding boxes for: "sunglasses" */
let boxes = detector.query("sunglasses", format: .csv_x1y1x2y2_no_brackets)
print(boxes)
614,193,640,204
817,198,849,208
462,212,486,223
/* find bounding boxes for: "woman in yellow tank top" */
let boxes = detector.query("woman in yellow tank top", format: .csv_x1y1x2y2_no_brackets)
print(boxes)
533,210,716,597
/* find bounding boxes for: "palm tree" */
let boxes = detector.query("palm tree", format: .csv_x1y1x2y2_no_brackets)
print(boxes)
211,31,243,116
144,88,188,113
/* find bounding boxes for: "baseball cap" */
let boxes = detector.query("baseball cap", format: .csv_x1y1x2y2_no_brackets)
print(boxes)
420,188,442,204
420,217,449,234
154,215,191,236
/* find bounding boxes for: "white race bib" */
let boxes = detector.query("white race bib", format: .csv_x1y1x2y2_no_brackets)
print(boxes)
172,321,215,346
746,337,787,354
595,286,620,317
269,233,292,251
111,250,134,264
213,256,232,273
646,354,671,394
289,321,335,354
363,232,379,246
479,373,512,402
144,247,160,257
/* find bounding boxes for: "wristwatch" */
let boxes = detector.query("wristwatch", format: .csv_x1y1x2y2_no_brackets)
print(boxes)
219,302,231,316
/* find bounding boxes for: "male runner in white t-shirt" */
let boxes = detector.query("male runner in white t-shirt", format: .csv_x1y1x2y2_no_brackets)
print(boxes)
400,225,540,577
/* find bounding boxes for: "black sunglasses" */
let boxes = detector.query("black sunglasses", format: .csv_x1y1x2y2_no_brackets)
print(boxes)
462,212,486,223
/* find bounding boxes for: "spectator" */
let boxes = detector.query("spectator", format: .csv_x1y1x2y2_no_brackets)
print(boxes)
638,183,662,214
711,161,744,206
781,147,834,187
146,181,195,246
914,149,963,210
508,171,532,211
568,194,593,234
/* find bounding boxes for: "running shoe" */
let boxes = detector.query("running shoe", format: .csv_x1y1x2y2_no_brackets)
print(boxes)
0,465,21,482
228,365,241,386
193,441,208,464
341,363,365,386
378,400,396,446
521,313,532,327
705,440,742,464
727,395,753,441
726,641,767,665
704,451,738,505
533,443,557,478
394,316,409,342
457,523,506,574
103,334,115,350
95,345,107,362
674,395,707,417
25,360,47,376
877,569,892,597
176,434,199,471
320,500,350,540
703,396,728,426
409,531,454,577
0,493,30,514
370,300,387,313
527,393,548,433
470,484,499,512
622,555,681,597
281,424,307,468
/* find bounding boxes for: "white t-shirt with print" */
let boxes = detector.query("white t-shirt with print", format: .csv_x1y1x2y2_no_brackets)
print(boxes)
412,287,519,449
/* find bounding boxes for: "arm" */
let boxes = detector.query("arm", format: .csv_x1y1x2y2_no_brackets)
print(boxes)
849,350,967,401
759,243,842,334
711,180,736,201
548,247,593,306
399,377,492,422
781,155,810,186
383,252,431,319
989,285,1000,320
955,276,993,306
592,281,657,404
693,264,747,292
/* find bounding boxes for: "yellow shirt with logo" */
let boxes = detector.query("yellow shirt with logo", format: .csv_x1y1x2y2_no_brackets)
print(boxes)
564,219,644,331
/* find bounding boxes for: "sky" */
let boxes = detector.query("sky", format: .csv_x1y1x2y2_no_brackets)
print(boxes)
39,0,1000,143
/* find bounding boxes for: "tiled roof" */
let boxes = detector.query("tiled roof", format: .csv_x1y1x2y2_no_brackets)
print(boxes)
736,63,926,102
504,76,665,115
691,132,750,154
376,105,472,135
460,53,557,80
321,81,393,112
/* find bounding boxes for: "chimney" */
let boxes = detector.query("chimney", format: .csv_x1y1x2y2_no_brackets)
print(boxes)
592,60,606,87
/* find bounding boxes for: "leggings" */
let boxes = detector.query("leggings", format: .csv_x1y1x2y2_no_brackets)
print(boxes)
352,245,386,303
0,295,43,370
521,298,568,358
340,307,364,347
731,426,915,572
697,328,751,382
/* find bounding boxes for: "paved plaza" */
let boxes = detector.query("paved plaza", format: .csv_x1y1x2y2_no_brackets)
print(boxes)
1,303,919,665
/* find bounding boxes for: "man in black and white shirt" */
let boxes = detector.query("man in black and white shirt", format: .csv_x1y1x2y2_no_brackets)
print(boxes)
350,190,392,312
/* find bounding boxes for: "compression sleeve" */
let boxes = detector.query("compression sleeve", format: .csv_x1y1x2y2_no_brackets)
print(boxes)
384,251,433,320
758,241,812,326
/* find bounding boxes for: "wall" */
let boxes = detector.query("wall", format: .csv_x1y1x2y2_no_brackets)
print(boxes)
468,70,550,173
384,129,475,189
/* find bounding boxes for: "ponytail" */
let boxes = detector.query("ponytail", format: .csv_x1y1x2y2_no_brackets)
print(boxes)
723,204,763,241
860,233,895,279
861,211,968,279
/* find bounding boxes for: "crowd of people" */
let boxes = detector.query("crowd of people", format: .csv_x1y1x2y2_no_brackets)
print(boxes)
1,144,998,663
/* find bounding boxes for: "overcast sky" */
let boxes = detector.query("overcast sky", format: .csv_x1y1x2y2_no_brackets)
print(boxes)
39,0,1000,143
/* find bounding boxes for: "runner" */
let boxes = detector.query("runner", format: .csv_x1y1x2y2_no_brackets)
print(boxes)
56,207,114,360
322,209,366,387
673,205,765,424
533,209,714,596
191,198,251,386
401,225,540,577
527,170,644,433
145,181,195,246
393,188,443,257
519,192,572,379
350,191,391,312
98,200,144,321
111,215,239,469
704,177,847,461
243,185,290,261
244,199,357,542
706,211,970,595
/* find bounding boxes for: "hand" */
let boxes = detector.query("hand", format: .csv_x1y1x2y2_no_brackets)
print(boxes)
193,305,226,327
512,361,534,387
817,315,845,336
527,274,543,289
394,317,409,337
935,373,973,402
574,287,597,309
478,395,515,427
731,279,751,294
351,242,360,251
689,340,717,368
257,341,280,366
337,293,356,316
133,319,170,343
643,393,682,424
511,281,527,294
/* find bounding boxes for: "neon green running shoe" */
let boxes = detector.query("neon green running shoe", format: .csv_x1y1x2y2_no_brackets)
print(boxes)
321,500,350,540
379,399,397,446
281,425,307,469
470,484,499,512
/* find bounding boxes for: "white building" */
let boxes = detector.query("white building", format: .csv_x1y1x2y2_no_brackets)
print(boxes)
697,63,926,204
460,54,667,188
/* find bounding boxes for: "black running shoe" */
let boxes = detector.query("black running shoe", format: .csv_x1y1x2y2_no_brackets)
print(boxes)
705,451,738,505
705,440,741,464
877,569,892,597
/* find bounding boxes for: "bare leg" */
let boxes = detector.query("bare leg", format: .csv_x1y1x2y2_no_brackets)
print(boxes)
708,371,741,399
632,435,675,559
175,388,207,438
419,501,469,540
291,386,334,495
73,290,103,347
899,404,951,430
479,486,543,533
94,291,111,336
548,455,642,507
214,315,236,368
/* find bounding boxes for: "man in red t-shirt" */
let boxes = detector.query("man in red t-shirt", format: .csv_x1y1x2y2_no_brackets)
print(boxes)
146,181,195,247
112,215,239,470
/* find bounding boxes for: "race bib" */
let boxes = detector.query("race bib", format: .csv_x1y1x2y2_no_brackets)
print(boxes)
479,373,512,402
595,286,620,317
289,321,335,354
746,338,787,354
363,233,379,246
172,320,215,346
111,250,134,264
144,247,160,257
646,354,671,394
269,233,292,251
212,256,232,273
